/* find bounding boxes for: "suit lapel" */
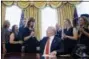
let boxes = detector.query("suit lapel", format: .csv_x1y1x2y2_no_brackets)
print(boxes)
43,37,49,51
50,37,56,52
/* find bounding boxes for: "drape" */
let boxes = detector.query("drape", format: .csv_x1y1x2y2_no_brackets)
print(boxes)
1,2,6,27
17,2,30,9
2,0,81,1
49,1,62,8
2,1,14,6
57,2,75,27
2,1,81,9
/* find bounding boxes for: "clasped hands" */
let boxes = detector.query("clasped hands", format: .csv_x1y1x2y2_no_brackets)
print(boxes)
30,31,35,37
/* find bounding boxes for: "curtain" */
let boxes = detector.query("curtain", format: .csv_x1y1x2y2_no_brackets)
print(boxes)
2,0,81,1
57,2,75,27
1,3,6,27
2,1,81,8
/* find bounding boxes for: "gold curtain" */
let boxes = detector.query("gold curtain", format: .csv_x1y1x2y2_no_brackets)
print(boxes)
2,0,81,1
1,2,6,27
3,1,14,6
34,2,47,8
17,2,30,9
2,1,81,8
57,2,75,27
49,1,62,8
1,1,14,27
24,5,41,40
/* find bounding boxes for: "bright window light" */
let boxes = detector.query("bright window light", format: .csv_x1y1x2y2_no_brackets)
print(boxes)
76,2,89,17
41,6,58,38
5,5,22,29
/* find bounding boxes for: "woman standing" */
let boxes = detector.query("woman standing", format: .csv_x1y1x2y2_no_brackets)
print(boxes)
78,16,89,55
9,25,23,52
62,19,78,54
23,17,39,53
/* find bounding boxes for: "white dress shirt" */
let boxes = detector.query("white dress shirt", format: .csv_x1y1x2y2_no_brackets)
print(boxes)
49,36,54,52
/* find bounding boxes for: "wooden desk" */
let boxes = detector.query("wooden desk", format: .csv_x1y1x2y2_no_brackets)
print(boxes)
1,53,76,59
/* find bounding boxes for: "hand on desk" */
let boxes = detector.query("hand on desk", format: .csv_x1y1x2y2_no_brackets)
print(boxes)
50,51,57,56
43,51,57,57
42,53,57,59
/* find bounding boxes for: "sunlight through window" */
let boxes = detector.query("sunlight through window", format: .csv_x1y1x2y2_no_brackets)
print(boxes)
5,5,22,29
76,2,89,17
41,6,58,38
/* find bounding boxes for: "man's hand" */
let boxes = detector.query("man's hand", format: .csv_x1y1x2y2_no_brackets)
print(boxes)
50,51,57,56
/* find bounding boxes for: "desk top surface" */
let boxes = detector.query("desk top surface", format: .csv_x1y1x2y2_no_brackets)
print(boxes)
1,53,75,59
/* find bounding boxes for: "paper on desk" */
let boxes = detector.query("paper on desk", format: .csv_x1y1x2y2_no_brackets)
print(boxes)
42,54,50,57
42,54,56,57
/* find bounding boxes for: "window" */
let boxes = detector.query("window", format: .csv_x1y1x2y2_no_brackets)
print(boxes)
41,6,58,38
5,5,22,29
76,1,89,17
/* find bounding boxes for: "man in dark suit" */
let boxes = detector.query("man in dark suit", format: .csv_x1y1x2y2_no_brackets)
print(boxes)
18,19,27,41
55,23,62,38
40,26,63,56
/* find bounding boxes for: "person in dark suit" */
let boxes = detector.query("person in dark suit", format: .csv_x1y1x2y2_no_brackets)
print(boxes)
18,18,27,41
40,26,63,56
55,23,62,38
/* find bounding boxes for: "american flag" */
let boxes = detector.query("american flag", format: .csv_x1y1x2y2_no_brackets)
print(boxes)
73,7,78,26
19,10,24,28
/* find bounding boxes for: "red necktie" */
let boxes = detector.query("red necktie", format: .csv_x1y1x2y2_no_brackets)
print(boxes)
44,38,50,55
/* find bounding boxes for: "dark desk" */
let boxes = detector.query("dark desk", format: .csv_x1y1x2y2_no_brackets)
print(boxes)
1,53,76,59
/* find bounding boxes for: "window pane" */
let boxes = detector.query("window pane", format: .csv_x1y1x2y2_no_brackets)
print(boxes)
76,2,89,17
41,6,58,38
5,5,22,29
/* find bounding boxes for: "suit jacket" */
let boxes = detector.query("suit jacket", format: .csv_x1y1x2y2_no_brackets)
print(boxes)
55,30,62,38
18,27,24,40
40,36,63,55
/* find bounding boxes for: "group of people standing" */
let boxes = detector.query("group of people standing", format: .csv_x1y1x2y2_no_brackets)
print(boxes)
2,17,39,53
55,16,89,55
1,15,89,56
